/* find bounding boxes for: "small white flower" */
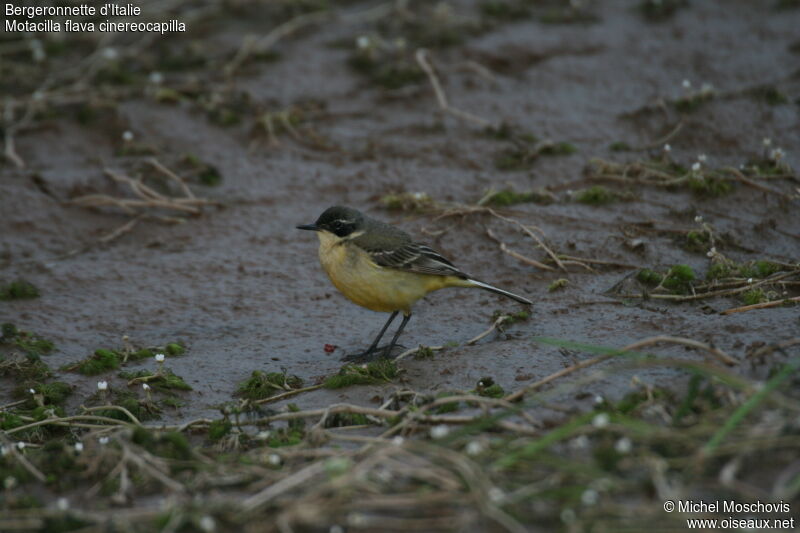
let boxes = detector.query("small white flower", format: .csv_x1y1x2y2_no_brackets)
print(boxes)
16,442,25,450
614,437,633,454
488,487,505,504
155,353,165,362
0,445,8,457
706,247,717,258
74,442,84,452
32,90,45,101
691,162,701,172
143,383,151,391
56,497,69,511
663,143,671,152
581,489,599,505
697,154,707,162
593,395,604,405
762,137,772,147
770,148,785,161
700,82,714,94
29,388,36,394
4,476,17,490
99,436,109,445
592,413,610,428
97,381,108,391
681,79,691,89
356,35,370,49
102,47,118,60
199,516,216,532
267,454,281,466
430,425,450,439
747,278,754,284
391,436,404,446
148,71,164,84
560,508,576,524
465,441,484,456
122,130,134,142
694,215,703,223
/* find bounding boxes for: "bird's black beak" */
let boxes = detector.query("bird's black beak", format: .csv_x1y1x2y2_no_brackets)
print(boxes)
296,224,319,231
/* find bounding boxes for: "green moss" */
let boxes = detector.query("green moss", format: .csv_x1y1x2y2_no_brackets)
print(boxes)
687,175,733,197
609,141,631,152
706,261,733,281
638,0,688,20
68,349,120,375
23,382,72,406
480,1,530,19
127,348,154,361
548,278,568,292
637,268,663,286
323,412,370,428
673,92,714,113
266,427,304,448
237,371,303,400
0,280,40,300
741,289,767,306
435,392,461,414
348,54,424,90
574,185,617,205
0,354,52,381
1,326,56,357
414,346,436,359
754,260,780,278
475,377,505,398
182,154,222,186
208,419,232,441
748,85,790,106
132,428,192,460
1,412,25,430
323,359,398,389
662,265,695,293
482,188,554,206
165,343,185,356
684,230,711,253
540,142,577,156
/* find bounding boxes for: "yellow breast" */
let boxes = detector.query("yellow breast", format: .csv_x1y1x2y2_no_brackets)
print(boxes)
316,231,454,314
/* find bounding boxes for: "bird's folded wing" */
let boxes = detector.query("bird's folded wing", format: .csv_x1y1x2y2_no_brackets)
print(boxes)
363,242,467,278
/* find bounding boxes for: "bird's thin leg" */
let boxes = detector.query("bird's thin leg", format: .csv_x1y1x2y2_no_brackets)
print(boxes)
381,312,411,358
342,311,398,362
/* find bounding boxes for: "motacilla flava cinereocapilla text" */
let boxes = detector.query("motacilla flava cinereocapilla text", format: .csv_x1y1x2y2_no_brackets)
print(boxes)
298,206,532,361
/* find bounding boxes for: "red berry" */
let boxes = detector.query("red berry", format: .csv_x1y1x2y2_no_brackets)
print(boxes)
324,344,336,353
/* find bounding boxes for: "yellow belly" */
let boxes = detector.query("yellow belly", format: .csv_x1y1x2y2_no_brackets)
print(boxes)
316,232,462,313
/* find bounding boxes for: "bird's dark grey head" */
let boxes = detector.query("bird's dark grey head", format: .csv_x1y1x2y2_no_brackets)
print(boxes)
297,206,365,237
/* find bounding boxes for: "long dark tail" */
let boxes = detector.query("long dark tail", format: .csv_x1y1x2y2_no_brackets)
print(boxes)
467,278,532,305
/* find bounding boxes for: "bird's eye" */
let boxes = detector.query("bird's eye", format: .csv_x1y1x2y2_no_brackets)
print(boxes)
331,221,342,230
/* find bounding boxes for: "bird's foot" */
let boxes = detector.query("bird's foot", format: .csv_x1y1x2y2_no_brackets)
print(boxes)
341,343,407,362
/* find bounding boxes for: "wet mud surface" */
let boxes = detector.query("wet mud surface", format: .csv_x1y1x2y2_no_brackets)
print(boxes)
2,0,799,426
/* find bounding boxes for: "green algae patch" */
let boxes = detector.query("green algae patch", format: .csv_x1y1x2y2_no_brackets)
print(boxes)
67,349,121,375
492,309,530,324
636,268,663,286
0,280,40,301
662,265,696,293
324,359,399,389
237,371,303,400
548,278,569,292
573,185,630,205
1,324,55,357
479,187,555,207
120,368,192,392
475,377,505,399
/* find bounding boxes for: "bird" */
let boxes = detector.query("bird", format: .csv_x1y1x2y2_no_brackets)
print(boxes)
297,206,532,361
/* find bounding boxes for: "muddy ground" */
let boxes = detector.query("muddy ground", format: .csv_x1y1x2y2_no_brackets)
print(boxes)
1,0,799,529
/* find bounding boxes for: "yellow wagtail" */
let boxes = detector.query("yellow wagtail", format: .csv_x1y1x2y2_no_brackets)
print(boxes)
298,206,532,361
